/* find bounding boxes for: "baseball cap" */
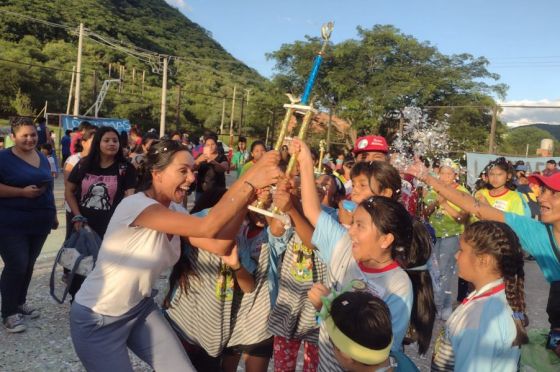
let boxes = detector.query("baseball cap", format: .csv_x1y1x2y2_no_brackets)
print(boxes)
353,135,389,154
528,173,560,192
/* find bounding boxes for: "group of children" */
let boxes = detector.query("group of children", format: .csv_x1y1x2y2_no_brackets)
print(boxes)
61,126,560,372
140,132,559,372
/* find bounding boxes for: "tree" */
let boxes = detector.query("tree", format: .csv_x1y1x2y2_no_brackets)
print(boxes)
268,25,507,151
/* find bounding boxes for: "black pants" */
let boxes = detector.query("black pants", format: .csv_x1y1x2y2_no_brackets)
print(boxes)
548,281,560,329
0,234,48,318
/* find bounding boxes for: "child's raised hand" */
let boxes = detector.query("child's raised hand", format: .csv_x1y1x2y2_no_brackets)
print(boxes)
308,282,330,310
289,138,313,167
244,151,282,189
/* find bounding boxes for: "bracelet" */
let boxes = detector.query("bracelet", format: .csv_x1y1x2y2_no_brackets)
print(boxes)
244,180,256,193
231,265,242,272
72,215,87,223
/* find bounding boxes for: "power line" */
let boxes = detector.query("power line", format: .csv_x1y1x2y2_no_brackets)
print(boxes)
0,57,91,74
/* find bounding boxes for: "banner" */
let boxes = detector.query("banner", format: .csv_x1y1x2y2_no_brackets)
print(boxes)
466,152,560,188
60,115,131,133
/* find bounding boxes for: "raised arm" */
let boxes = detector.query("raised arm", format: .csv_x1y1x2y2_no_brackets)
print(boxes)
134,151,282,239
407,161,504,222
290,138,322,227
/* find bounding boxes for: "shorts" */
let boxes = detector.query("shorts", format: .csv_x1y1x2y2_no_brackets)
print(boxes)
224,337,274,358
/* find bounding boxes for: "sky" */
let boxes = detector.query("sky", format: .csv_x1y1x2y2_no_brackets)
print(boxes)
165,0,560,126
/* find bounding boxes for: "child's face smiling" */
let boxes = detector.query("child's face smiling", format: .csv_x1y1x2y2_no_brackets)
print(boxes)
348,206,390,264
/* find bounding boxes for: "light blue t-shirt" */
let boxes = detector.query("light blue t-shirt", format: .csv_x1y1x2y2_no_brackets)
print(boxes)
312,210,413,353
505,212,560,282
433,279,519,372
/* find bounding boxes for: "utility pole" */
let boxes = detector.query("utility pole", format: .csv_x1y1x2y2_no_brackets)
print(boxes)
488,105,498,154
92,70,97,100
243,88,252,131
219,97,226,134
73,22,84,116
175,85,181,129
229,85,237,146
326,105,333,149
159,56,169,138
238,94,244,136
66,65,76,115
141,70,145,95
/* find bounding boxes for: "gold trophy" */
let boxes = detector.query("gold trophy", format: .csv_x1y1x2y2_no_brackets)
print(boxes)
248,22,334,225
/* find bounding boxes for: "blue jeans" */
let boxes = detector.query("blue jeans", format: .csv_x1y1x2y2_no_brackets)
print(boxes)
70,298,195,371
0,234,48,318
433,236,460,311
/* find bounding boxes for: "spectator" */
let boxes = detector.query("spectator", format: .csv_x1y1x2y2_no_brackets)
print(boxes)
61,129,72,164
543,159,559,177
36,117,48,147
39,143,58,178
230,136,249,179
0,117,58,333
193,135,228,202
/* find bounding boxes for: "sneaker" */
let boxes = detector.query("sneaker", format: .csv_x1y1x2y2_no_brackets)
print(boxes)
3,314,26,333
18,304,40,319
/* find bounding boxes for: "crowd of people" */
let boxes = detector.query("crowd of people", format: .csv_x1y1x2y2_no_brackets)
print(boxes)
0,118,559,372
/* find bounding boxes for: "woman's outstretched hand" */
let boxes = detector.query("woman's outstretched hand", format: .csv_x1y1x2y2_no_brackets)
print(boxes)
243,150,282,189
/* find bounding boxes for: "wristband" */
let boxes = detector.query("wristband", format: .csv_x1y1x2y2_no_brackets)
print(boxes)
72,215,88,223
231,265,242,272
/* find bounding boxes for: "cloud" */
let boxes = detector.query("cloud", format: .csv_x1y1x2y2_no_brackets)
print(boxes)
499,99,560,127
165,0,192,12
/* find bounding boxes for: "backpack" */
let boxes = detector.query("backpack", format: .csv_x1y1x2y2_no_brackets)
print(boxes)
49,226,102,304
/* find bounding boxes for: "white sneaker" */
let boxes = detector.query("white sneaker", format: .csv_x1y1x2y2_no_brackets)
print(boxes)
3,314,26,333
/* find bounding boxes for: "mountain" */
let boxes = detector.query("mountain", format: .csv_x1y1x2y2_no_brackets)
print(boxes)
512,123,560,141
0,0,268,133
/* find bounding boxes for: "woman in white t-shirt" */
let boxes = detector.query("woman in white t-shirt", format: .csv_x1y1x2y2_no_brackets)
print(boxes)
69,139,282,372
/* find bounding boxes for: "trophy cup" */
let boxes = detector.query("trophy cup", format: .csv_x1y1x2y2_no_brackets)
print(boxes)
248,22,334,225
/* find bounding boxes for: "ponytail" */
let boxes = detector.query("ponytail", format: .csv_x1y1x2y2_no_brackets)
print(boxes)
397,219,436,355
360,196,436,355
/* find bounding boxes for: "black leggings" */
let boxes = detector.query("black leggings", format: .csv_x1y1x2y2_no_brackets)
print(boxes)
548,281,560,329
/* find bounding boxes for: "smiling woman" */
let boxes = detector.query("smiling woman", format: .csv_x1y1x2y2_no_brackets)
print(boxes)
0,117,57,334
69,139,282,371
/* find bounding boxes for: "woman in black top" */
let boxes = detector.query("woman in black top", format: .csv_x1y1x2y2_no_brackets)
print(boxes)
193,136,228,202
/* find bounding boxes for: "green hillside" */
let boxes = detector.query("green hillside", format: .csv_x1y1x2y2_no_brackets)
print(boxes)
0,0,269,134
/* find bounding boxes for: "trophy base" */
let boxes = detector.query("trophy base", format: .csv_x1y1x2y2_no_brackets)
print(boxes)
248,205,291,228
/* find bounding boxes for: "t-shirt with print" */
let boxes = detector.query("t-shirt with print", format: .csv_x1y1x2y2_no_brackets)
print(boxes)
75,192,181,316
425,184,469,238
505,213,560,282
311,211,413,372
68,160,137,237
476,188,529,216
231,150,249,179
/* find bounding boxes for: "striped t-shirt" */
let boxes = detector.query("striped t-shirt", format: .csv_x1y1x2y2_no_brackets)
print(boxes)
268,228,326,343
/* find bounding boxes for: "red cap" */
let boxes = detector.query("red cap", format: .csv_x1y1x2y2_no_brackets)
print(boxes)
353,135,389,154
528,173,560,192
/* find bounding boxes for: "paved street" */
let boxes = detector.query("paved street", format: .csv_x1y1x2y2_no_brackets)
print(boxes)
0,175,553,371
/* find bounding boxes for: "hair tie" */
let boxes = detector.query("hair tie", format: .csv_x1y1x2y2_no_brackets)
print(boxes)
512,311,525,321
